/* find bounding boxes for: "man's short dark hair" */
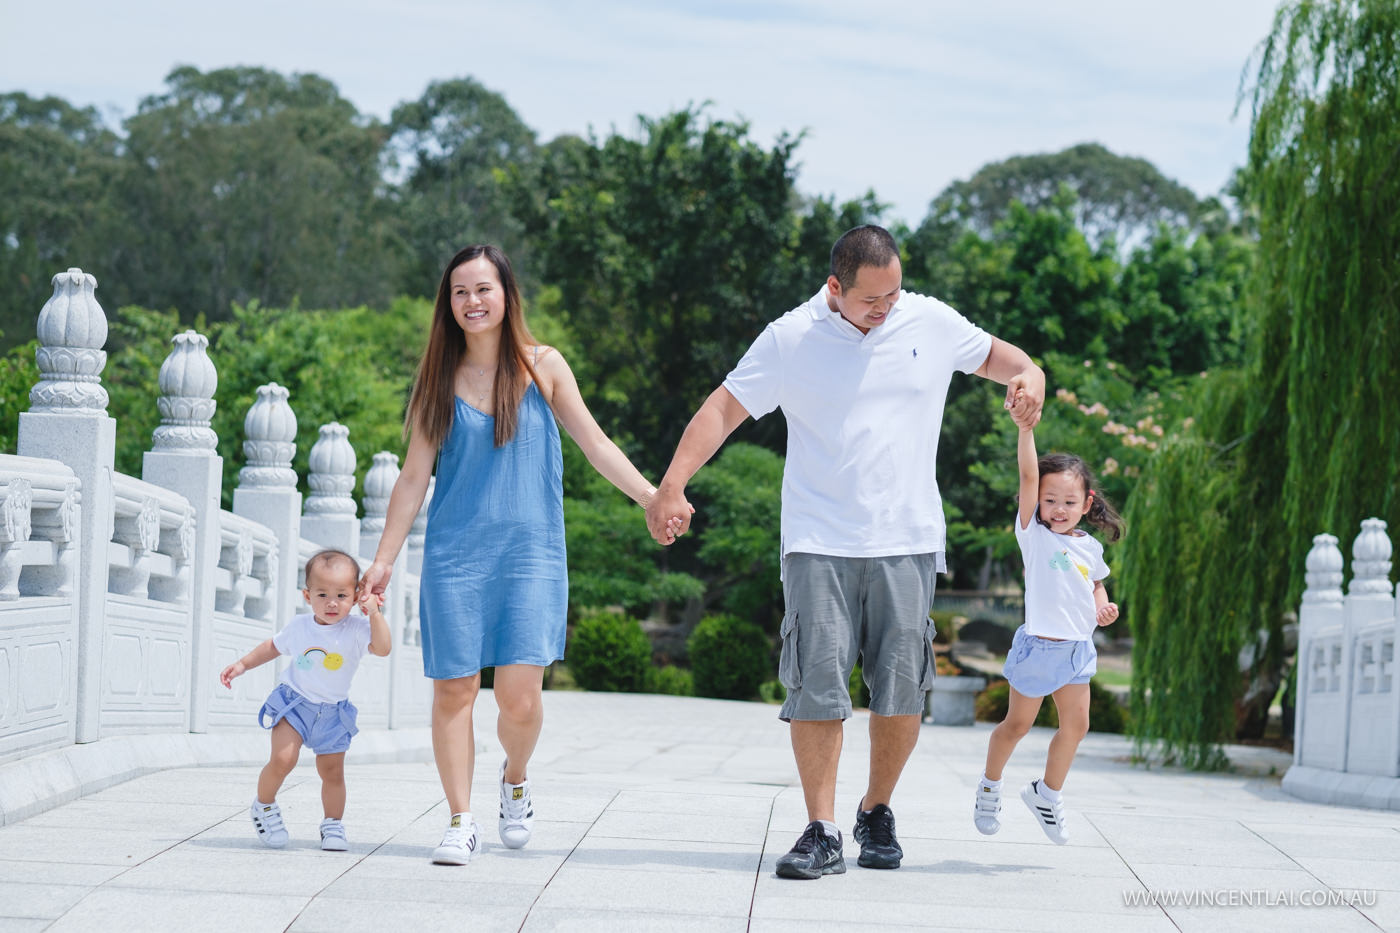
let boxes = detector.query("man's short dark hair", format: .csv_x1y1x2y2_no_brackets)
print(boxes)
830,225,899,291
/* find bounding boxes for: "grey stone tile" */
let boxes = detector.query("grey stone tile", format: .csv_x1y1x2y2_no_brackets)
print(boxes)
288,896,528,932
0,859,126,885
0,881,93,921
562,835,763,874
0,919,51,932
1286,854,1400,892
523,907,749,932
0,824,192,866
318,873,542,906
534,864,754,916
103,846,359,895
587,807,768,845
1084,813,1300,868
751,897,1181,931
44,888,306,933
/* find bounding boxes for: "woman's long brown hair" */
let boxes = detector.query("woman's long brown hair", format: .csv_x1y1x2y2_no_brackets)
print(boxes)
404,245,542,448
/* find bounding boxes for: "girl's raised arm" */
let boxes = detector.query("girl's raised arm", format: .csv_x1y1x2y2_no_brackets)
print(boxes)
1017,427,1039,531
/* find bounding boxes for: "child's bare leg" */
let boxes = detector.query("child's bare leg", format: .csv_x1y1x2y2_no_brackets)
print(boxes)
317,752,347,819
257,720,302,802
984,687,1042,781
1043,683,1090,790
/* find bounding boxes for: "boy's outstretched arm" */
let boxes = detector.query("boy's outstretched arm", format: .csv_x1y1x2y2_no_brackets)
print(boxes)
220,638,278,689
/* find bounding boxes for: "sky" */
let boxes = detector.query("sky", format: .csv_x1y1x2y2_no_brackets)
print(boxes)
1,0,1283,227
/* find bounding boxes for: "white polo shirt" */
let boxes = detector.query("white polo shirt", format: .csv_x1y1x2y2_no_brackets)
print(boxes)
723,287,991,559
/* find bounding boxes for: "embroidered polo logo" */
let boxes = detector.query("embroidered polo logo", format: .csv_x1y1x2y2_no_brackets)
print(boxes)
912,348,918,357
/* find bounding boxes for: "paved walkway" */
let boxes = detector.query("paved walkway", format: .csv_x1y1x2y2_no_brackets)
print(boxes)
1,690,1396,932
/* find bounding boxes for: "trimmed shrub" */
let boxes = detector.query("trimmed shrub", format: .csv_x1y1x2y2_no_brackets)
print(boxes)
849,664,871,709
648,664,694,696
929,610,959,644
974,678,1128,734
973,679,1057,727
567,610,652,693
688,614,772,700
1088,680,1128,734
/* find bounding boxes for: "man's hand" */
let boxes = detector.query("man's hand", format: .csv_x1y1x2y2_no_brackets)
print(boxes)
646,484,692,546
1004,368,1045,429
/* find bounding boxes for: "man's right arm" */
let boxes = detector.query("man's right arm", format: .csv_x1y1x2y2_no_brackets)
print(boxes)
645,386,751,543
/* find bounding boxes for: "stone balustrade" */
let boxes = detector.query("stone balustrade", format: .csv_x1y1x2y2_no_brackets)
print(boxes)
0,268,431,765
1285,518,1400,809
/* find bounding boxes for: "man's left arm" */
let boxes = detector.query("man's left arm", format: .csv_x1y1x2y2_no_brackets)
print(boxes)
973,337,1045,429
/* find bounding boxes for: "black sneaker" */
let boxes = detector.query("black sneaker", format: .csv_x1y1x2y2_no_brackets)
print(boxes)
775,821,846,879
852,803,903,869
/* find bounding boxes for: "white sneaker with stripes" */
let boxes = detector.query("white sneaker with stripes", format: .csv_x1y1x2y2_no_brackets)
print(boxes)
1021,781,1068,844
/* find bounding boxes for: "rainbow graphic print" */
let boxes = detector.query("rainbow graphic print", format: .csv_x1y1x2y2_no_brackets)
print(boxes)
295,647,346,671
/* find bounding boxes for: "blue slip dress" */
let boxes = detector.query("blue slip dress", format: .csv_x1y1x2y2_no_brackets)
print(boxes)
419,380,567,679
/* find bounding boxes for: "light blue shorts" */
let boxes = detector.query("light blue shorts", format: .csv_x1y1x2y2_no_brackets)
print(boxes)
1002,625,1096,698
258,683,359,755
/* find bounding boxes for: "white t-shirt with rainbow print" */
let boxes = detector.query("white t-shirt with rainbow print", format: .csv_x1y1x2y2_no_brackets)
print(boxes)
272,613,373,703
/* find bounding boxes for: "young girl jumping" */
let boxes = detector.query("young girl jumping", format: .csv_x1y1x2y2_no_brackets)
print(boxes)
974,418,1124,844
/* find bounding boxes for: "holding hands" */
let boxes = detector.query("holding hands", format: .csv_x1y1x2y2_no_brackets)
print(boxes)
358,588,385,616
645,485,693,546
1003,368,1045,429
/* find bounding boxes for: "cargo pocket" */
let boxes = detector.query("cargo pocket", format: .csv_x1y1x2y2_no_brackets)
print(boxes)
778,611,802,690
919,618,937,691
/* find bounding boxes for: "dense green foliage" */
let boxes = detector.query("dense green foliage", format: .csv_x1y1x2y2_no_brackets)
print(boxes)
565,610,653,693
687,614,773,700
647,665,694,697
1121,0,1400,767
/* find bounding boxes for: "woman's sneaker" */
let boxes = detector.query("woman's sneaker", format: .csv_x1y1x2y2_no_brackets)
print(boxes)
973,780,1002,835
249,800,288,848
1021,781,1069,844
319,817,348,851
498,760,534,849
775,822,845,879
432,813,480,865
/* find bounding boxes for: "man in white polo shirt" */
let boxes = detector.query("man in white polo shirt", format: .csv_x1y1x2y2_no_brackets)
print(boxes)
645,224,1044,879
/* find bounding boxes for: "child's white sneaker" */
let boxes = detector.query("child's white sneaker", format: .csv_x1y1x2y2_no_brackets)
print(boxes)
973,780,1002,835
432,813,480,865
249,800,288,848
319,817,348,851
498,760,534,849
1021,781,1069,844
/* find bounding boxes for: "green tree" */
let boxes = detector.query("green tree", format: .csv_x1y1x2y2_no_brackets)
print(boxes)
387,78,538,295
110,66,404,320
927,143,1203,249
509,108,877,470
1122,0,1400,766
0,94,121,349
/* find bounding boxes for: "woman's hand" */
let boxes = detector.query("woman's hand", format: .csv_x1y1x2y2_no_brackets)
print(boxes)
360,560,393,598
